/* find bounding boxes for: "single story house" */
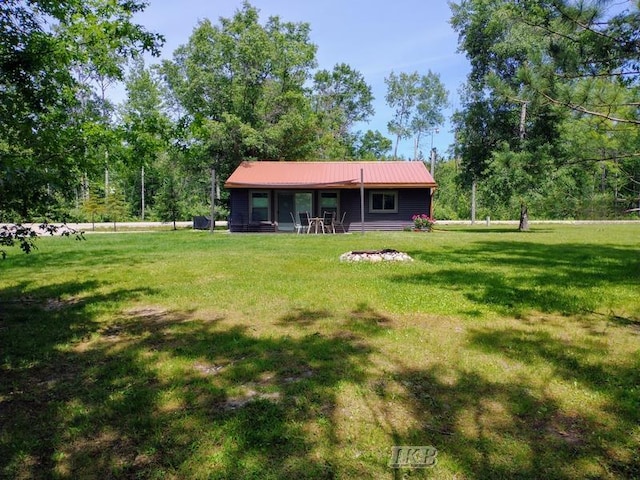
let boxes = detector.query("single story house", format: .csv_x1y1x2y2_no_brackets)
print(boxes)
223,160,437,232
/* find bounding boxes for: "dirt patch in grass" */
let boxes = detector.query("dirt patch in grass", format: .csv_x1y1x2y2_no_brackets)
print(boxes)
545,412,589,447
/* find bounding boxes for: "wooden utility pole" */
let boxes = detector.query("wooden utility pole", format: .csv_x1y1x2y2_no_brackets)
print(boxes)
430,148,436,179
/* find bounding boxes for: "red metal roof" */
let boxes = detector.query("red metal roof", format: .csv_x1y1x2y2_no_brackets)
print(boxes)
224,161,436,189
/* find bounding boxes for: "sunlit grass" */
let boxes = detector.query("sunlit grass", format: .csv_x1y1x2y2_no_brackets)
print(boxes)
1,224,638,479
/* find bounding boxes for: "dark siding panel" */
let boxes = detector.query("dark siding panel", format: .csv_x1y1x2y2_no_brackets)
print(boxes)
229,189,250,232
339,188,432,231
229,187,432,232
399,189,432,221
338,190,360,232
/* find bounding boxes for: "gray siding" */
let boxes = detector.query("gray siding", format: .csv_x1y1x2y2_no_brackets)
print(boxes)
228,190,250,232
339,189,432,232
228,187,432,232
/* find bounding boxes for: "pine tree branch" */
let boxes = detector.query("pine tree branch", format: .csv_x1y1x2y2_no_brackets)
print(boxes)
539,91,640,125
551,0,623,44
556,70,640,80
564,152,640,165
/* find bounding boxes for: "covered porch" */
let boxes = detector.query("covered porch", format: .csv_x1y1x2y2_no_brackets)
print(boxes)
224,161,436,233
227,189,350,233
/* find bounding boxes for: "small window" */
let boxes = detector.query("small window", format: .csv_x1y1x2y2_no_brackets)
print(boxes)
250,191,270,222
369,191,397,213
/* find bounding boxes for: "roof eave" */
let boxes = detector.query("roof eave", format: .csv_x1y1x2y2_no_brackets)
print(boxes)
224,182,437,189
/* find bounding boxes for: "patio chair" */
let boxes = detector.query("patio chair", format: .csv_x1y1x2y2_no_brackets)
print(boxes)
298,211,312,234
333,211,347,233
290,211,303,234
322,211,335,234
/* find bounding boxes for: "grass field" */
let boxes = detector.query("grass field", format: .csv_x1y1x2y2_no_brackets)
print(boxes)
1,224,638,479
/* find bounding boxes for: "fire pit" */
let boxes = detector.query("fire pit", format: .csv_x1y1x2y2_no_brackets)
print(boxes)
339,248,413,263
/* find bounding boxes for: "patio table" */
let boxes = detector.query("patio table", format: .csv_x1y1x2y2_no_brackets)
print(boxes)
307,217,325,234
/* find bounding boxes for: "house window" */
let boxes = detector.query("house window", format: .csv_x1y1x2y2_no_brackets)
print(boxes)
319,191,338,215
369,191,398,213
250,191,270,222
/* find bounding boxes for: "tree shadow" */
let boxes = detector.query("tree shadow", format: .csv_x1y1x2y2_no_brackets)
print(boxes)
278,308,333,326
0,280,158,362
0,294,376,478
2,246,149,270
397,241,639,319
0,280,161,478
445,227,553,234
277,302,392,337
380,326,640,479
469,327,639,426
346,302,393,336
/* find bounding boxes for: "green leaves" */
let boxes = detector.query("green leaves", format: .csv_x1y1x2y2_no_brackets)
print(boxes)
313,63,374,133
0,0,163,220
163,2,322,170
385,70,449,159
450,0,640,217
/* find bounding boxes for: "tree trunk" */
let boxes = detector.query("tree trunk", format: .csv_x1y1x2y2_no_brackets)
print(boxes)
519,101,527,141
471,179,477,225
519,203,529,231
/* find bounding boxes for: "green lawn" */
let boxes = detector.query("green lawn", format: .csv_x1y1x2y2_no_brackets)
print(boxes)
1,224,639,479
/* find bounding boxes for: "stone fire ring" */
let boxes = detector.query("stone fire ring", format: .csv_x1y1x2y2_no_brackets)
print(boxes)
339,248,413,263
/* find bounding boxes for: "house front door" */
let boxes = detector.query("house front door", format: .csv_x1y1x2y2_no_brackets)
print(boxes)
277,192,312,231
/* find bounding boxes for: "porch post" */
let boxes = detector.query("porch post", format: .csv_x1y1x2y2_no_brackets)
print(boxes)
210,166,216,234
360,168,365,235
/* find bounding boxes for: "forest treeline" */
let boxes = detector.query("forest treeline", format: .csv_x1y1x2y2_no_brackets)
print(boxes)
1,0,638,226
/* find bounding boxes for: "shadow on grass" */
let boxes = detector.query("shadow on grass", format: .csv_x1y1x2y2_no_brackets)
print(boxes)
278,303,392,337
380,326,640,479
398,241,639,318
0,285,375,478
1,246,151,271
0,280,157,361
441,227,554,234
278,308,333,326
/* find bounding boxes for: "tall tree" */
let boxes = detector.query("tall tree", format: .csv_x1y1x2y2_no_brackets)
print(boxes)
449,0,639,225
385,70,448,159
355,130,393,159
385,71,420,159
154,153,185,229
0,0,163,221
162,1,318,181
312,63,374,156
411,71,449,160
120,59,173,219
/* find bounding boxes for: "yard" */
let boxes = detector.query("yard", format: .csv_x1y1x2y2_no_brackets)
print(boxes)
1,224,638,479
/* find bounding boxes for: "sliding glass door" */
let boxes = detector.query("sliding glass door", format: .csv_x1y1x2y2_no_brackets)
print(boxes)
277,192,312,231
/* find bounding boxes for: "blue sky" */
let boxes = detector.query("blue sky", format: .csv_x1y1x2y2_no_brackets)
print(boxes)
123,0,470,159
